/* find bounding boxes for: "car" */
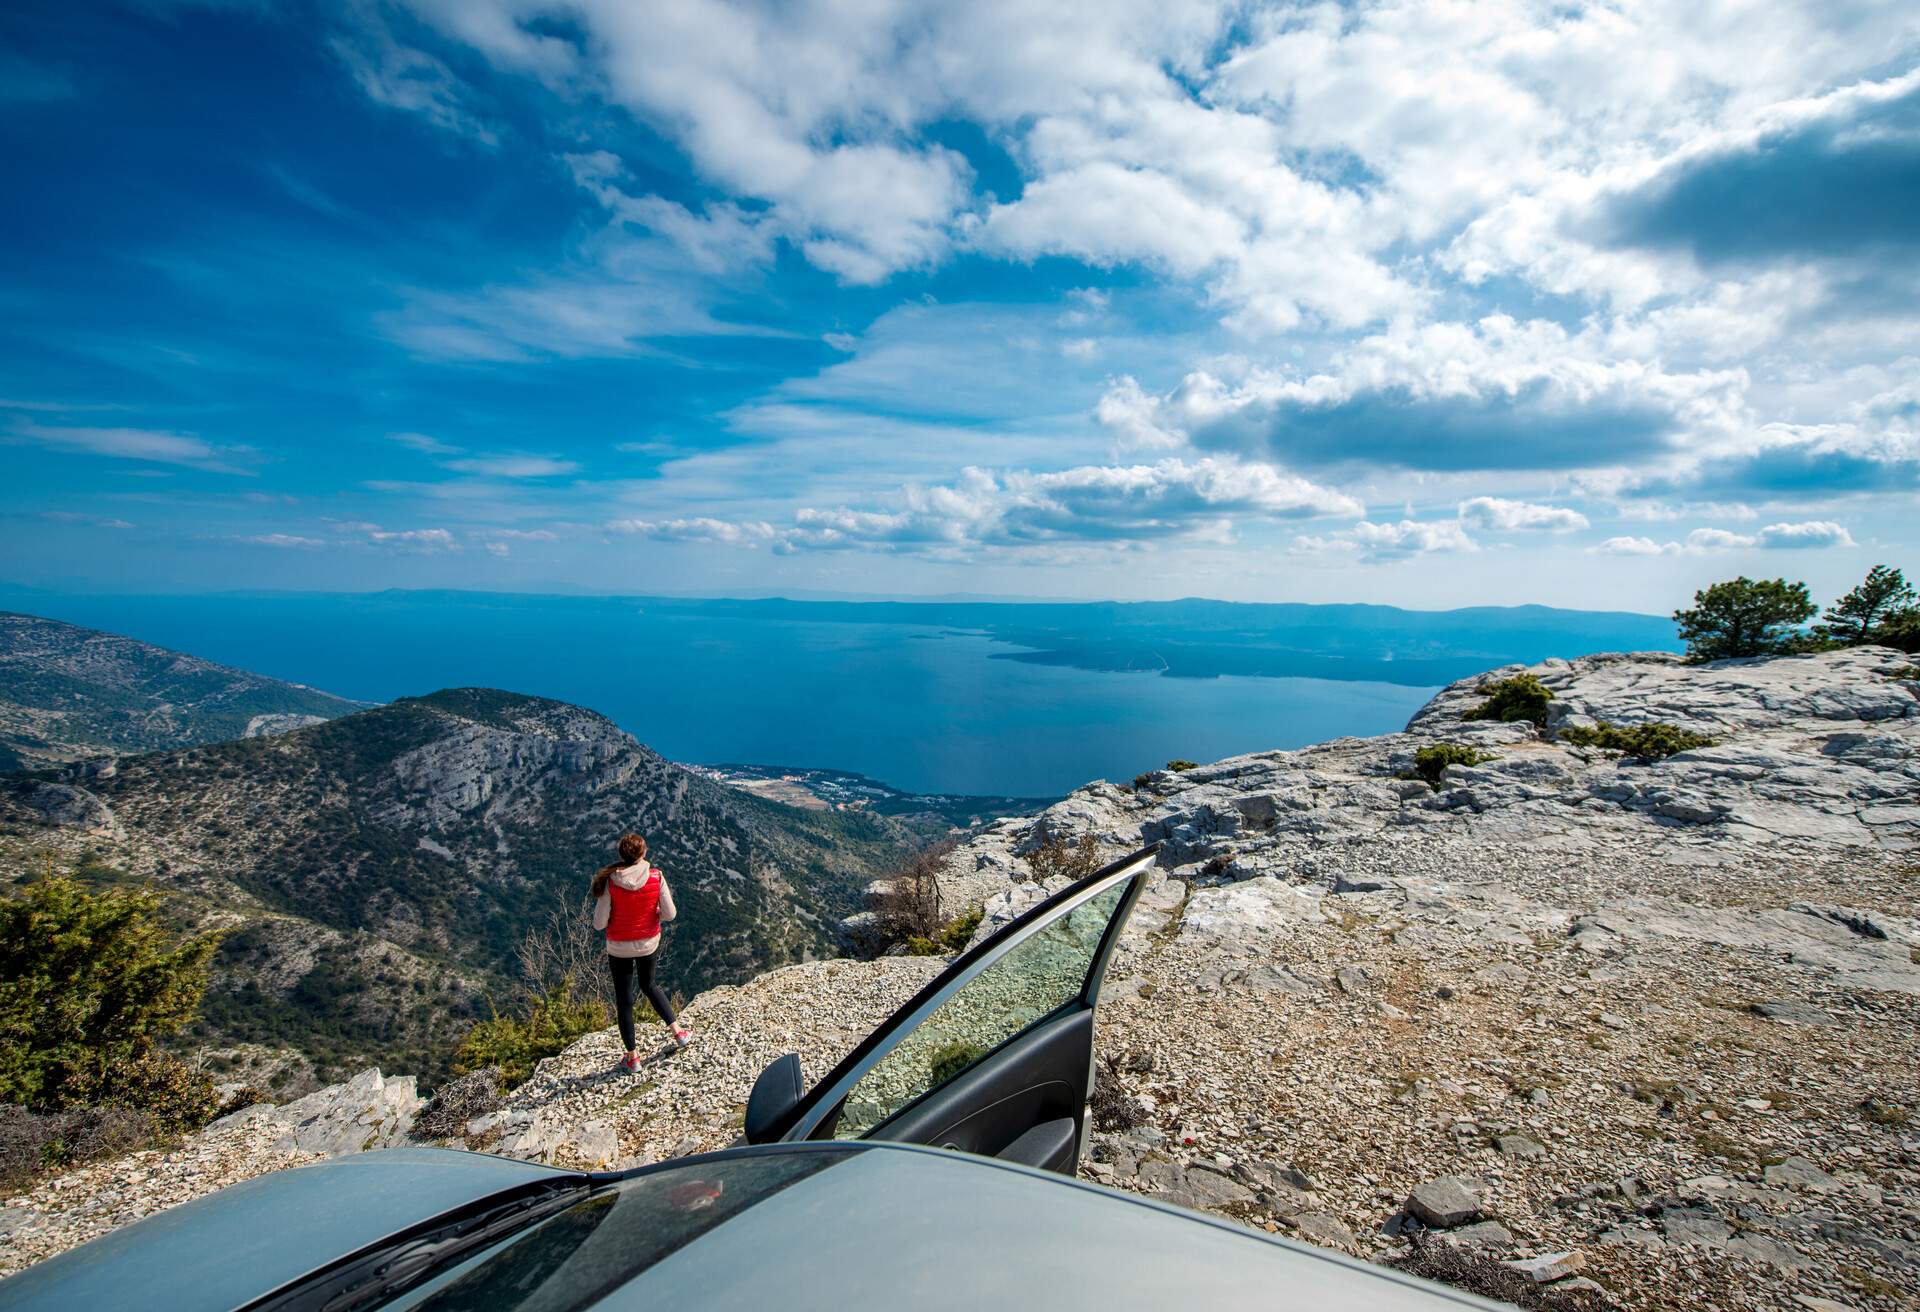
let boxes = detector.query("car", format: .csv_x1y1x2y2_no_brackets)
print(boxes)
0,849,1499,1311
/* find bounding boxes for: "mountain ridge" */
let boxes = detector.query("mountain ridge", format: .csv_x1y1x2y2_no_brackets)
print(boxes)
0,610,364,771
3,678,924,1086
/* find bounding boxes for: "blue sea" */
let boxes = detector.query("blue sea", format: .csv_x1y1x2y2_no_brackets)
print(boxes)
3,590,1459,796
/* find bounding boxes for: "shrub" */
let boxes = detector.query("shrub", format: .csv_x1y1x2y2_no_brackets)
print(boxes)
927,1040,988,1088
1673,576,1816,661
0,1103,154,1191
1405,744,1496,787
414,1066,503,1140
454,981,609,1089
1874,609,1920,654
902,908,985,957
1165,759,1199,772
1558,722,1716,760
1390,1234,1604,1310
0,876,222,1115
1025,834,1102,882
1131,772,1158,790
872,840,956,942
1462,674,1553,727
1089,1053,1146,1133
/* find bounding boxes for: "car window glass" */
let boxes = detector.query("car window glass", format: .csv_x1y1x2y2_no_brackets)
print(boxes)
384,1149,856,1312
833,881,1127,1139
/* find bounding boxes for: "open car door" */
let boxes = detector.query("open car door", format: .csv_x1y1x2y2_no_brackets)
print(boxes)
743,845,1156,1175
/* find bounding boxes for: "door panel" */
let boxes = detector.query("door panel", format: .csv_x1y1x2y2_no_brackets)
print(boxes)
776,845,1156,1173
870,1008,1092,1166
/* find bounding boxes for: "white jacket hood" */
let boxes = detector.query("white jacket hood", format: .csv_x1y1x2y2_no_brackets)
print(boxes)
610,862,654,892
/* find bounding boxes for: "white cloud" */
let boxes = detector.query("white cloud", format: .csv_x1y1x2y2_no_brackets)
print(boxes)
238,534,326,549
1294,518,1479,563
329,3,497,146
1593,535,1673,557
485,541,510,556
443,455,579,478
1756,520,1855,550
1591,520,1854,556
10,421,251,473
388,431,461,454
607,517,778,546
334,522,462,552
41,511,136,530
1458,496,1589,533
778,457,1359,554
1115,316,1747,474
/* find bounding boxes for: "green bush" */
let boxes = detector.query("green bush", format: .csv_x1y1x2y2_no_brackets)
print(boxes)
453,980,609,1089
1873,609,1920,654
927,1040,988,1088
1405,744,1496,787
1673,577,1815,661
1462,674,1554,727
1165,759,1199,772
0,877,222,1115
1558,722,1716,760
902,906,986,957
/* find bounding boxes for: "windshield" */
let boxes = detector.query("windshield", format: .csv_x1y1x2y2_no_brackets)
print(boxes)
377,1149,859,1312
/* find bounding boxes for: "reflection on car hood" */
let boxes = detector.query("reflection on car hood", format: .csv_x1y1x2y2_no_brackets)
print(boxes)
615,1143,1505,1311
0,1148,580,1312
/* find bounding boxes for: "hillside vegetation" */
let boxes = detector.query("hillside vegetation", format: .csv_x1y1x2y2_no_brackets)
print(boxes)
3,686,919,1085
0,611,360,771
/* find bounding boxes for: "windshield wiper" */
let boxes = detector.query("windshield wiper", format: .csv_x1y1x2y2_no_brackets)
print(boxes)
244,1177,592,1312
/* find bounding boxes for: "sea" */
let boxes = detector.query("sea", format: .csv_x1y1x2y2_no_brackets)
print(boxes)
1,590,1673,797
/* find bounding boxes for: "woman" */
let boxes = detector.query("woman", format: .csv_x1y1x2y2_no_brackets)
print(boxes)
591,833,691,1070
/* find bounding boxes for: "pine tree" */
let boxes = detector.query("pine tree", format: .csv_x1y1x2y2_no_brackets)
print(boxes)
1817,565,1916,645
1672,577,1815,662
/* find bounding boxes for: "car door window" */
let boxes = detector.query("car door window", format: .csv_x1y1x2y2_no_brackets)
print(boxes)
832,880,1129,1138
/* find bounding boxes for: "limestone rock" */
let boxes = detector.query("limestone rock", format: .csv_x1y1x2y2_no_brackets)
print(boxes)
1407,1177,1481,1229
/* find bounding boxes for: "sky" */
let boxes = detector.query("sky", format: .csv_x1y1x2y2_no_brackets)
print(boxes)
1,0,1916,612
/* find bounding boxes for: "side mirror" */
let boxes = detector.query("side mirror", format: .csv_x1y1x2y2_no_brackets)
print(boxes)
744,1052,805,1144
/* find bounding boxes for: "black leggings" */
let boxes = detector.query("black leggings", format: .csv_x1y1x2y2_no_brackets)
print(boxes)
608,953,675,1049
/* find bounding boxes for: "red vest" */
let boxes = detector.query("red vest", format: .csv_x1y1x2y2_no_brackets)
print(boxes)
606,870,662,940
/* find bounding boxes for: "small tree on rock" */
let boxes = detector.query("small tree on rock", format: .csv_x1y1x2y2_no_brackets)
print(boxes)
1818,565,1916,646
1672,577,1815,662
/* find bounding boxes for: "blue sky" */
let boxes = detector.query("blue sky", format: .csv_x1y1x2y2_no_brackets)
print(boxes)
2,0,1916,610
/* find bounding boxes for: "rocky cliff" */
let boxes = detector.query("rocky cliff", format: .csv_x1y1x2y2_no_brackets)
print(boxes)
5,647,1917,1312
1,687,919,1084
0,611,362,771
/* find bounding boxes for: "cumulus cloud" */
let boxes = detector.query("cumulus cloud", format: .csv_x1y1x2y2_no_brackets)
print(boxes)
607,517,778,546
1457,497,1589,533
1756,520,1856,549
1593,521,1855,555
1598,74,1920,268
334,522,462,552
610,457,1359,556
1109,317,1745,473
1294,519,1479,563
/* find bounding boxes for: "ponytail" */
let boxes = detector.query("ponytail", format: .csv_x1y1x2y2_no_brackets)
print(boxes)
591,832,648,898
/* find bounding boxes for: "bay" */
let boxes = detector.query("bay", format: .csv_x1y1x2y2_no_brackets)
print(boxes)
1,589,1440,796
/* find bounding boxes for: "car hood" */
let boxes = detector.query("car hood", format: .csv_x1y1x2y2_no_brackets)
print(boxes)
0,1148,582,1312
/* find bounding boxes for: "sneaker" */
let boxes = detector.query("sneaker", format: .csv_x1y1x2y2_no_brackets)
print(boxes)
622,1053,640,1074
671,1027,692,1048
